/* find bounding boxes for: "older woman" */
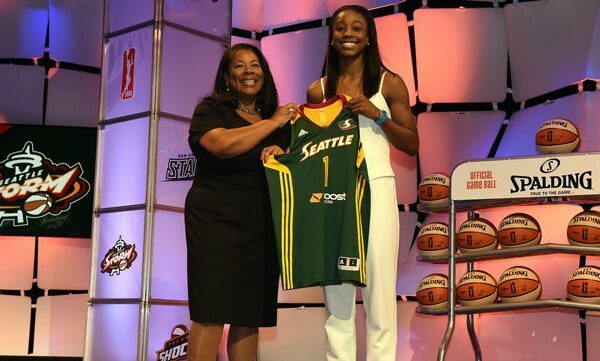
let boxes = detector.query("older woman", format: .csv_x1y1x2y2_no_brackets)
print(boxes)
185,43,298,361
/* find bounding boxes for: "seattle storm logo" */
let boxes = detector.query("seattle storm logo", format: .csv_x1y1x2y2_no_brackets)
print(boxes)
100,236,137,276
0,142,90,226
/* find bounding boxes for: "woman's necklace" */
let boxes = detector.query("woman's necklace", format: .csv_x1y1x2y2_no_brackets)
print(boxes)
237,103,260,115
338,76,362,96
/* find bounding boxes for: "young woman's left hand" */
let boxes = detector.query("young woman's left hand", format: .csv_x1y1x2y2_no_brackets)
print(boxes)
348,96,381,120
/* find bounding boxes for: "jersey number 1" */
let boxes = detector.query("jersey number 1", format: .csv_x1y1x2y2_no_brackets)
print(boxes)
322,156,329,187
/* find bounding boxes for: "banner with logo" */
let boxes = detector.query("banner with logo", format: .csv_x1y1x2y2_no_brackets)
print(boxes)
156,118,194,208
0,124,96,237
451,153,600,201
104,27,153,120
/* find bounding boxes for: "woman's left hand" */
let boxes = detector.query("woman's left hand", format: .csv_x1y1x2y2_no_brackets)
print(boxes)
348,96,381,120
261,145,286,163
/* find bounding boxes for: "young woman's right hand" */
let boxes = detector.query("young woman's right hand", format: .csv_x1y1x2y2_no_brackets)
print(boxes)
270,103,300,127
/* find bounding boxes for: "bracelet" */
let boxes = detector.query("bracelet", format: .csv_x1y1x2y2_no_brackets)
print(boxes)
374,110,389,126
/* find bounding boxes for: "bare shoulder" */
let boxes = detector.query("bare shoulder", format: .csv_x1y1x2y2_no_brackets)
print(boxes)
384,72,408,91
382,72,409,101
306,78,325,103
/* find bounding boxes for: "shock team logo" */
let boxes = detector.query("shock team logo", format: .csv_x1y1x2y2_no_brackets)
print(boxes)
156,324,189,361
166,153,196,181
100,236,137,276
0,142,90,226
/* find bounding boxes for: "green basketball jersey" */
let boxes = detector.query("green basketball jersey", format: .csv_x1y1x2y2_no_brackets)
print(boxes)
264,95,370,290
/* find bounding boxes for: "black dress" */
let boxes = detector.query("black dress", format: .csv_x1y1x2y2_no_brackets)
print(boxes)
185,96,289,327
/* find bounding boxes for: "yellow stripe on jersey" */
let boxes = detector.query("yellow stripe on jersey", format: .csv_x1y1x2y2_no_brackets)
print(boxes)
355,172,368,284
356,143,365,168
264,156,295,290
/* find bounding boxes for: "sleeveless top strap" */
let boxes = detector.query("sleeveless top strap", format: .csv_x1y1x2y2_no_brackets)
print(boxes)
378,71,387,93
319,77,327,103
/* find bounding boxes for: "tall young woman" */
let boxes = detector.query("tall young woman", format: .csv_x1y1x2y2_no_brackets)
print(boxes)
185,43,298,361
306,5,418,361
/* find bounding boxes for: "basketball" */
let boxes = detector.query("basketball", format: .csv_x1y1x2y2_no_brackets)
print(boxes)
497,266,542,303
497,213,542,248
456,218,497,253
23,193,53,216
416,222,449,257
567,210,600,247
535,118,580,154
416,273,448,310
456,270,497,306
418,173,450,208
567,266,600,304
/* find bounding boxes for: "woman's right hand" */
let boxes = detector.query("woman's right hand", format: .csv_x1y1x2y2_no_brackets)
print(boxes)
270,103,300,127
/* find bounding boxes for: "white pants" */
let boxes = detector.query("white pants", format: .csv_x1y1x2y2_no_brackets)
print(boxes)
324,177,400,361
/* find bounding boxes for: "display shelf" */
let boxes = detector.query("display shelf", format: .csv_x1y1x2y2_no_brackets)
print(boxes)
417,299,600,316
418,243,600,264
418,196,600,214
432,152,600,361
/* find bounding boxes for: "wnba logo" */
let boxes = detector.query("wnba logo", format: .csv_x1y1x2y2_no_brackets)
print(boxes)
121,48,135,100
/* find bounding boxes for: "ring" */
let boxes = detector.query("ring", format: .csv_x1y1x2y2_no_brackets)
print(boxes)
288,107,294,112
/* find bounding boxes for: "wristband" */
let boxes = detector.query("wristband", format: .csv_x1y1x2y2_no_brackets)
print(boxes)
374,110,389,126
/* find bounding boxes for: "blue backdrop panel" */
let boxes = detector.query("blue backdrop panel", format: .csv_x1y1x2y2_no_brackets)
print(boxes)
0,65,45,125
87,303,140,361
49,0,103,67
98,117,149,208
165,0,230,37
414,8,507,103
106,0,154,34
261,27,329,104
505,0,598,101
160,28,225,118
151,210,187,301
46,68,101,127
0,0,47,58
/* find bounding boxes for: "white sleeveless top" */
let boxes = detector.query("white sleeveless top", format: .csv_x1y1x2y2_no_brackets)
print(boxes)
320,73,394,180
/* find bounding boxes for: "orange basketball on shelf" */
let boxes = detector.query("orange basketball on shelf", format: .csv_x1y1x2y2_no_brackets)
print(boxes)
567,266,600,304
497,213,542,248
456,218,497,253
416,273,448,310
497,266,542,303
418,173,450,208
456,270,497,306
416,222,449,257
567,210,600,247
535,118,580,154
